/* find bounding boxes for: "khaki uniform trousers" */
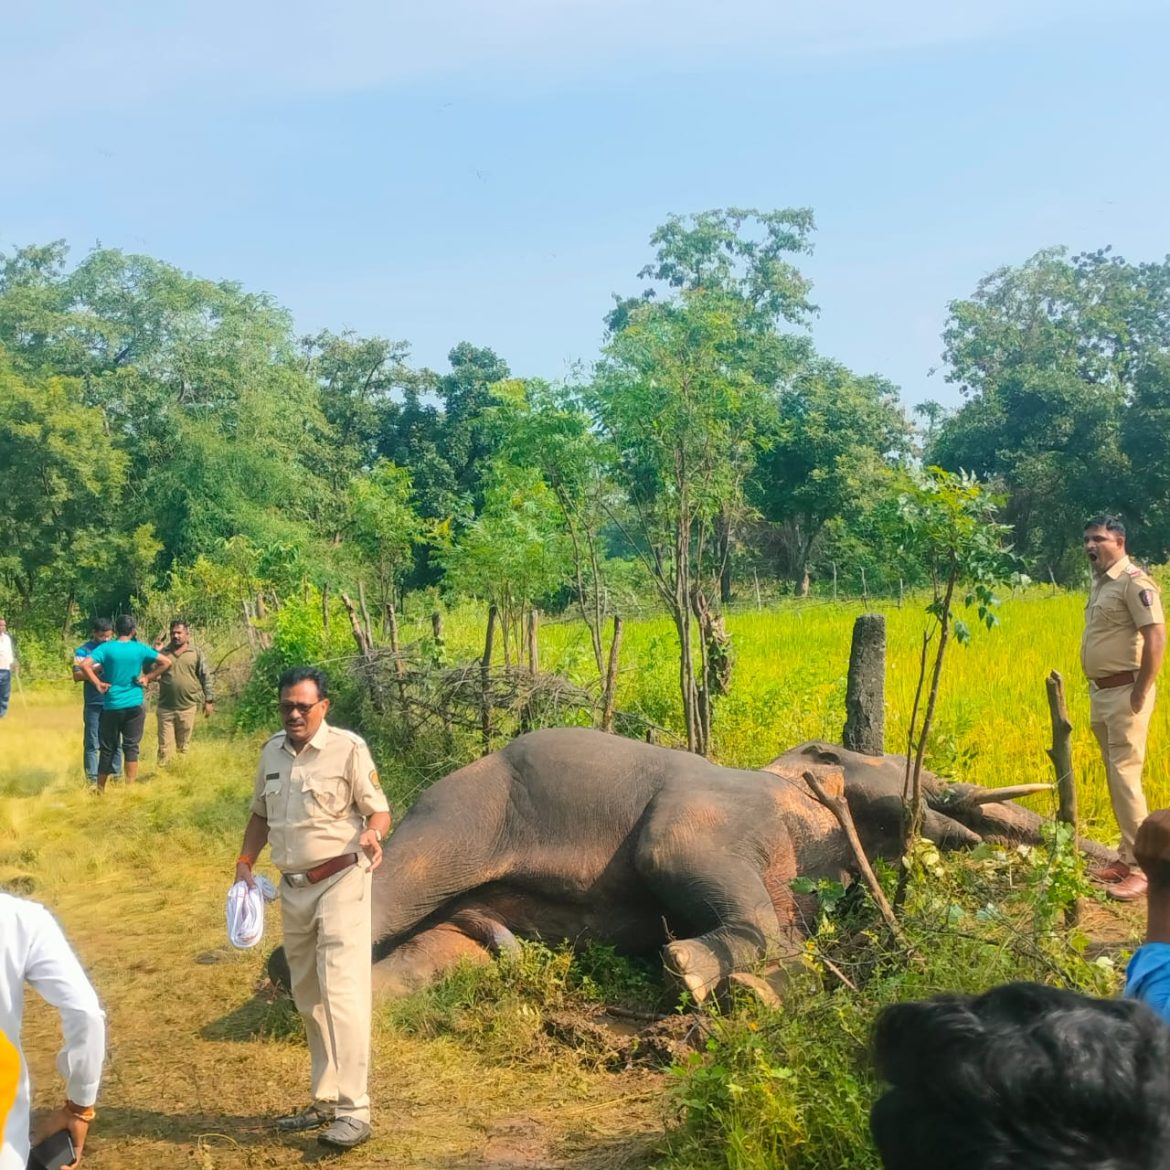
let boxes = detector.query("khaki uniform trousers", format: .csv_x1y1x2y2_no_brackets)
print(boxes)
1090,683,1155,865
157,706,198,764
280,863,373,1122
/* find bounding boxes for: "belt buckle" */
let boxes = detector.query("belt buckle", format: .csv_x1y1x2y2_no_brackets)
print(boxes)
285,871,310,888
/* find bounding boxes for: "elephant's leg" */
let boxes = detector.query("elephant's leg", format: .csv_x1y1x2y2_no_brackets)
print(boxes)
636,844,797,1004
371,912,521,997
372,923,494,996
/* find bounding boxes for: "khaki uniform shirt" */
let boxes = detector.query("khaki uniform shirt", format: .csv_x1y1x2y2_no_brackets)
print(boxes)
1081,555,1165,679
250,720,389,872
157,645,214,711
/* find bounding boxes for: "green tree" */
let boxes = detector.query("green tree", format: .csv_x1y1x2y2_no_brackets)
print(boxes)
751,358,911,595
892,468,1017,871
935,247,1170,578
439,463,571,665
0,356,154,619
490,379,622,678
591,209,816,753
302,329,413,498
343,460,425,619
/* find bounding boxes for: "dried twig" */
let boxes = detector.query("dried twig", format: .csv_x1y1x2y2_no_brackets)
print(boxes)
802,769,913,954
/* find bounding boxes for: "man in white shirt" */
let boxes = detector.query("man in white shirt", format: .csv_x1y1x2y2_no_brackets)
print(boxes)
0,893,105,1170
0,618,14,719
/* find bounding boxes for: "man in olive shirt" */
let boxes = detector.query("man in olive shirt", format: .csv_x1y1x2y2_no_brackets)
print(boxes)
235,666,390,1153
156,620,215,766
1082,515,1167,901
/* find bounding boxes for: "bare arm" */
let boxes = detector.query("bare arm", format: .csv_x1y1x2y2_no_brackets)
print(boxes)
359,811,393,872
76,658,108,694
1134,623,1166,711
236,813,270,888
138,652,172,687
1135,811,1170,944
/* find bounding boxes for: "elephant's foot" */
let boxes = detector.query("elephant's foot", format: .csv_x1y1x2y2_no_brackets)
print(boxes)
662,939,724,1005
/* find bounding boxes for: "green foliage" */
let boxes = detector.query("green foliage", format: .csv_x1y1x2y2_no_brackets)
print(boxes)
438,461,572,652
890,467,1021,847
750,358,912,593
0,354,153,617
935,246,1170,578
663,845,1119,1170
233,589,361,731
894,466,1020,643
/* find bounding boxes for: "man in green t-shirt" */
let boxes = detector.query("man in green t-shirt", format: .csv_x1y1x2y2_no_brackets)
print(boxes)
155,619,215,766
78,614,171,792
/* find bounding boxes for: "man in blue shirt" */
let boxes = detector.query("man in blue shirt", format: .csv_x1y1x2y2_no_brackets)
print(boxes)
1124,809,1170,1021
72,618,123,786
77,614,171,793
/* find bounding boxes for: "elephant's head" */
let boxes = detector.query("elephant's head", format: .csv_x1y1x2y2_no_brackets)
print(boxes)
764,742,1115,866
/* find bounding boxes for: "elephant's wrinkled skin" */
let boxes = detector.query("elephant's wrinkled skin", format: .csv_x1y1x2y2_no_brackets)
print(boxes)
272,728,1115,1002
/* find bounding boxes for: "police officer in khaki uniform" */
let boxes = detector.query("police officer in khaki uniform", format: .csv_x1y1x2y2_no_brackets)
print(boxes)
1081,516,1166,902
235,666,391,1152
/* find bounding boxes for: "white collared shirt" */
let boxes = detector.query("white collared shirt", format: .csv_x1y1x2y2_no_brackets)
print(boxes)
0,894,105,1170
0,635,13,671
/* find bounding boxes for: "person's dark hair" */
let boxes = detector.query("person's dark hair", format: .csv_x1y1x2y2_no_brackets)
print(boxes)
169,618,188,631
277,665,329,701
114,614,137,637
1085,514,1127,539
91,617,113,635
870,982,1170,1170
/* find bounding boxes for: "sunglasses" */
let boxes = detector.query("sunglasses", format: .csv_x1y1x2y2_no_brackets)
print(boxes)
278,699,325,717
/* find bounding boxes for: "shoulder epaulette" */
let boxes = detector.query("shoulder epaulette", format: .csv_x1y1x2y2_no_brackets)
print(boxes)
1125,564,1142,577
331,726,368,748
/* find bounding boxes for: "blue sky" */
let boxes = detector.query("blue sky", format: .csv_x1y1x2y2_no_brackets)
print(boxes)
3,0,1167,407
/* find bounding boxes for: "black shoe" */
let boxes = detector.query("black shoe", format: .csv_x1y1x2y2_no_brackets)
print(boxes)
318,1116,372,1150
274,1103,336,1132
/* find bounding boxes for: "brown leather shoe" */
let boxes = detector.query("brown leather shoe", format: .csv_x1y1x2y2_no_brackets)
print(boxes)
1107,871,1149,902
1091,859,1131,884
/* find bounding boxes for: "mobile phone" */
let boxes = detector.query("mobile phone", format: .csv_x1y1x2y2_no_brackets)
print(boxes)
27,1129,76,1170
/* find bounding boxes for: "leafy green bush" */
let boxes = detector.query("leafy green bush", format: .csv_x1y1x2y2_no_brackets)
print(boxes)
662,846,1120,1170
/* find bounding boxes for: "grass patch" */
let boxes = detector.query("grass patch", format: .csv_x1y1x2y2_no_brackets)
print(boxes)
4,690,666,1170
3,588,1156,1169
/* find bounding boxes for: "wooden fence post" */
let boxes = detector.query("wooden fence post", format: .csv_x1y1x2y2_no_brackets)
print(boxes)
601,615,624,733
1045,669,1079,927
527,608,539,675
843,614,886,756
481,604,498,753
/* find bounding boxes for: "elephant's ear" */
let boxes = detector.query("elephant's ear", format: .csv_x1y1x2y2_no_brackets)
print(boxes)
799,744,842,766
921,807,982,849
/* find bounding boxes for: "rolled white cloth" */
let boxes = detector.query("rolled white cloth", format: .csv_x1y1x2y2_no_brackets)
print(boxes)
226,874,277,949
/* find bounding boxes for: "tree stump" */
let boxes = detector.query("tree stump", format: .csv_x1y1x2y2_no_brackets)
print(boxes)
843,614,885,756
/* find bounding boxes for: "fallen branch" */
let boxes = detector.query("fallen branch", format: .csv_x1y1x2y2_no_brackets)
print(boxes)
802,769,913,955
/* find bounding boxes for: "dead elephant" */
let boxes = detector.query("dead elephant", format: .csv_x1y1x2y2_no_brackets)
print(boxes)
269,728,1114,1003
